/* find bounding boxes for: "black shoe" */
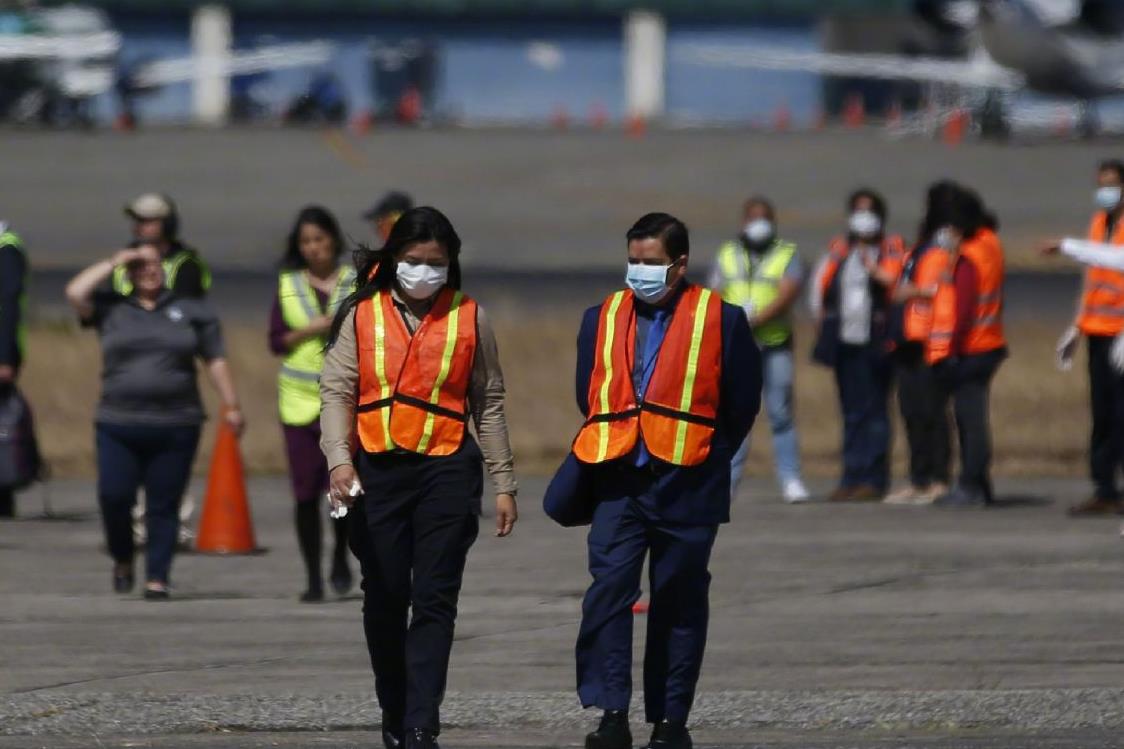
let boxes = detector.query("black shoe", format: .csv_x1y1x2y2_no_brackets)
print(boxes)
642,720,692,749
330,560,353,595
300,586,325,603
586,710,632,749
143,588,170,601
113,571,135,594
403,728,439,749
934,486,988,508
381,727,403,749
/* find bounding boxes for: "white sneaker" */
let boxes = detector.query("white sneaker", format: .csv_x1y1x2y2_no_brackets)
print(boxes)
782,478,812,504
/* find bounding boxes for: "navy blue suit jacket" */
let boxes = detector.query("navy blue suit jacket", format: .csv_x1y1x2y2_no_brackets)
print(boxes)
550,286,761,527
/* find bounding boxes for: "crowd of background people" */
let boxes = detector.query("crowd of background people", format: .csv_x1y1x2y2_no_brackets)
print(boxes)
1,166,1124,598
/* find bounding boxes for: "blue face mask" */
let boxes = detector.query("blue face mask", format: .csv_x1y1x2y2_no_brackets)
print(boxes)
626,261,674,304
1096,185,1122,211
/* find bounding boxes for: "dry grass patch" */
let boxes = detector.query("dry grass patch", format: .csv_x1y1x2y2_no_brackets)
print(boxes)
21,317,1091,481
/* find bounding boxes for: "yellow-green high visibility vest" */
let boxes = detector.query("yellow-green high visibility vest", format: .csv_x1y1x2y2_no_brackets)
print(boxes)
111,247,213,297
715,239,797,347
0,229,27,361
277,267,357,426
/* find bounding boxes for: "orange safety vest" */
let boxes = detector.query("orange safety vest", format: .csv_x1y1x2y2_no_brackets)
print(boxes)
572,285,723,468
1077,212,1124,337
901,244,952,343
355,287,478,456
959,227,1006,353
926,258,959,365
817,235,906,304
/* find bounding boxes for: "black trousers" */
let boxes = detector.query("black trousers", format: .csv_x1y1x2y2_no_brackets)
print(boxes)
895,344,951,488
949,349,1005,500
1087,335,1124,500
350,440,482,735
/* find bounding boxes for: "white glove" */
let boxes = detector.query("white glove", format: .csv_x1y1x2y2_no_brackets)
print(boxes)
1111,331,1124,375
1056,325,1080,372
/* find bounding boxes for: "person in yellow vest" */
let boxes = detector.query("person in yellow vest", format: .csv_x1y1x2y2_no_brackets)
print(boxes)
319,206,517,749
113,194,212,298
709,196,809,503
0,222,35,518
551,213,760,749
1041,159,1124,516
269,206,357,602
811,189,906,502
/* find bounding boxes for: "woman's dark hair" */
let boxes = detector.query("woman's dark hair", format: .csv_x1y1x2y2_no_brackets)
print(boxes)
917,179,962,246
280,205,344,270
328,206,462,344
847,188,887,221
946,188,986,237
626,212,690,261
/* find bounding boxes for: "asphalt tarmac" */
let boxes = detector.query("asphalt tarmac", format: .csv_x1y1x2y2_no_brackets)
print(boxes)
2,476,1123,747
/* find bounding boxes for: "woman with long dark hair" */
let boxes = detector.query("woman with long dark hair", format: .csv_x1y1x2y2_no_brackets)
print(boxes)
320,206,517,749
269,205,356,602
882,182,959,504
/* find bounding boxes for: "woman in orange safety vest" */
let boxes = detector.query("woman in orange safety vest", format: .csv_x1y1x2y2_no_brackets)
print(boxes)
318,207,518,748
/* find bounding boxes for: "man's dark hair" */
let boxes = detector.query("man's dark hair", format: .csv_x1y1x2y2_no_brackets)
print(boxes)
626,212,690,261
744,195,776,222
1099,159,1124,182
847,187,887,221
363,191,414,220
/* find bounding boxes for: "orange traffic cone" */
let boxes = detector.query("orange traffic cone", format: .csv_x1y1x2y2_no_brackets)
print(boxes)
843,93,866,128
551,104,570,131
886,99,903,128
772,102,792,132
195,419,259,554
942,108,969,147
626,114,647,138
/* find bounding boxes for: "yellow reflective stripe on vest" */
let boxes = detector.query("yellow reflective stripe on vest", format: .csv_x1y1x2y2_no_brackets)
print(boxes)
416,291,464,454
371,294,394,450
672,289,712,465
329,269,356,314
292,274,319,322
596,291,627,462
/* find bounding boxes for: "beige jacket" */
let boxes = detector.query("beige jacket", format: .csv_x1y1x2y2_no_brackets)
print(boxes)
319,290,517,496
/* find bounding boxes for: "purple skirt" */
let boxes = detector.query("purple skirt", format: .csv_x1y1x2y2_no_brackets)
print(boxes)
282,422,330,503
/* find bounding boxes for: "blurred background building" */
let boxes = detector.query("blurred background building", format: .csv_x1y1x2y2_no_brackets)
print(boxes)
0,0,982,128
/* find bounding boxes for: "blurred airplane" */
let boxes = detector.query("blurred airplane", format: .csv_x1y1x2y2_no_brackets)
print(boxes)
0,3,333,126
676,0,1124,137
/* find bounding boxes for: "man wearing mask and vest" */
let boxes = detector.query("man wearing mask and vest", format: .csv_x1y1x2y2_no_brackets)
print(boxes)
926,190,1007,507
567,213,760,749
710,196,809,502
0,222,28,518
1049,160,1124,516
113,194,211,298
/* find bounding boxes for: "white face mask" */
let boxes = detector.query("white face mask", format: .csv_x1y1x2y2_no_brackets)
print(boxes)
849,210,882,237
743,219,774,245
1096,185,1122,211
626,262,674,304
933,228,958,251
396,262,448,300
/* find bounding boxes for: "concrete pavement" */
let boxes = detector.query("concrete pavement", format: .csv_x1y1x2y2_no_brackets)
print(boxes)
2,476,1124,746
